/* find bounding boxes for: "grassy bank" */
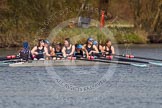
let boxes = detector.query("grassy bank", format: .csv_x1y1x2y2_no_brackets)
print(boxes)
49,27,148,45
0,27,148,48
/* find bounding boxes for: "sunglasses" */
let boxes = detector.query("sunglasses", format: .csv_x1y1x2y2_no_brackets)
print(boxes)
88,40,93,42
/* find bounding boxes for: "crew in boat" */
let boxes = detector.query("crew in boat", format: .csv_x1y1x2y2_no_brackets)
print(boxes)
31,39,50,60
19,42,33,61
102,39,115,56
93,40,103,57
83,37,99,57
44,39,55,59
54,42,62,57
93,40,103,52
75,44,88,58
62,38,75,58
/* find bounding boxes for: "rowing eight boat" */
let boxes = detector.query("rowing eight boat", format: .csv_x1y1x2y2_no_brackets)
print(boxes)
0,58,148,67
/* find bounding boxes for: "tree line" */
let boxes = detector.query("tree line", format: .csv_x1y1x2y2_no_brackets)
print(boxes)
0,0,161,47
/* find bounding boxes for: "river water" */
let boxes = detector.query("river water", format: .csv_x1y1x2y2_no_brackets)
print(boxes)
0,44,162,108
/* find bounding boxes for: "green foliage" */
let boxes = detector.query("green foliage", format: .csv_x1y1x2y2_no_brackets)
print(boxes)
0,0,161,47
47,27,147,46
115,33,147,44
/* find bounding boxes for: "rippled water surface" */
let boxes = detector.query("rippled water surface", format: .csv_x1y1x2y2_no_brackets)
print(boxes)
0,44,162,108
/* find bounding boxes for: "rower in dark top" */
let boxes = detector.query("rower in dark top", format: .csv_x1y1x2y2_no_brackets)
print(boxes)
102,39,115,56
93,41,103,52
31,39,50,60
54,42,62,57
44,40,55,60
93,40,103,57
75,44,88,58
83,37,99,57
62,38,75,58
19,42,33,61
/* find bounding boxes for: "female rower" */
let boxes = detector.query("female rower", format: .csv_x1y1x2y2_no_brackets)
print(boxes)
62,38,75,58
83,37,99,57
102,39,115,56
19,42,33,61
31,39,50,60
44,40,55,59
75,44,88,58
93,40,103,52
54,42,62,57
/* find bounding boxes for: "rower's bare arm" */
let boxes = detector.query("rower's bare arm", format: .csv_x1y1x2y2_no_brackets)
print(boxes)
62,47,66,57
83,44,86,48
82,47,86,52
82,47,89,58
69,45,75,56
83,45,89,57
93,45,99,53
44,47,51,56
50,47,55,56
31,46,38,55
111,46,115,54
99,45,104,52
100,46,106,55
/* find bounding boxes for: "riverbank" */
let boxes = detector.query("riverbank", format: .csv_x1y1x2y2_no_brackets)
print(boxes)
0,27,150,48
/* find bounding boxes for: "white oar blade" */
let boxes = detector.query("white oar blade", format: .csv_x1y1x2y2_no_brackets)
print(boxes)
0,62,9,66
149,62,162,66
131,63,147,67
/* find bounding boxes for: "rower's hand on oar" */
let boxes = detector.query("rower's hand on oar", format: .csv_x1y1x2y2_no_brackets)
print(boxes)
101,52,105,56
33,52,39,55
88,51,95,55
104,52,109,55
66,54,73,57
87,56,90,59
66,54,70,57
88,50,91,54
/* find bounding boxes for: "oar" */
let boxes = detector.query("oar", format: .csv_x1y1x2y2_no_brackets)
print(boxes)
0,62,9,67
77,58,147,67
99,56,162,67
0,55,19,61
0,59,23,67
2,59,22,63
115,54,162,61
